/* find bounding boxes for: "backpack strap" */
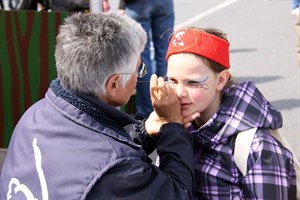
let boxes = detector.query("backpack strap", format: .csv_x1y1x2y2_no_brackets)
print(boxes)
269,129,300,199
234,127,257,176
235,128,300,199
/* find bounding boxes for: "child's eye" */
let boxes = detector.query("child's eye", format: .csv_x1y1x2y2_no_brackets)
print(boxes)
187,81,201,87
186,75,209,89
187,81,209,90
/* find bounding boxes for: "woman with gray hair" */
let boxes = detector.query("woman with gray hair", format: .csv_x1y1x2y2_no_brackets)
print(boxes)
0,13,195,199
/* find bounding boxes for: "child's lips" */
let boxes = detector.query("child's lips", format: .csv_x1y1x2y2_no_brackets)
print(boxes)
181,103,191,109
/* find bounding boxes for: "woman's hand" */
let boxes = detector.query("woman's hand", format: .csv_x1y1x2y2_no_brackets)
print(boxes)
144,74,181,135
145,74,201,134
145,111,164,135
150,74,182,124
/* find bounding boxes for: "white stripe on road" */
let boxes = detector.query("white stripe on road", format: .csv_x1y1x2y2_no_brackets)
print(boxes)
175,0,239,29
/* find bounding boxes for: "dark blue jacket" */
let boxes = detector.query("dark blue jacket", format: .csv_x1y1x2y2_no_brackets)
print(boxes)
0,80,194,200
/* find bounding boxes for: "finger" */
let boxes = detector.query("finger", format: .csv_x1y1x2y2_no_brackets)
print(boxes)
184,122,192,129
165,83,177,98
150,74,158,88
183,112,201,125
191,112,201,119
150,74,159,100
157,77,167,98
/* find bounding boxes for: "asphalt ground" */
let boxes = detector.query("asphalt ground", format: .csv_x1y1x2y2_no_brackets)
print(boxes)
109,0,300,160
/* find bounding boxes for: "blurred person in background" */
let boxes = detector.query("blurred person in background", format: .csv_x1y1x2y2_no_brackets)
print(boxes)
7,0,110,12
118,0,174,120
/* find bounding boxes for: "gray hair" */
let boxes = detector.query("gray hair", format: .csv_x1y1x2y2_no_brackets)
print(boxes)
55,12,147,96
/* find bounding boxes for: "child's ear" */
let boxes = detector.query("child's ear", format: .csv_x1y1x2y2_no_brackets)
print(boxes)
216,70,230,91
106,74,120,96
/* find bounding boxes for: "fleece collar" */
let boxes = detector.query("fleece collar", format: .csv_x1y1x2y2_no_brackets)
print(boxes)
50,79,138,139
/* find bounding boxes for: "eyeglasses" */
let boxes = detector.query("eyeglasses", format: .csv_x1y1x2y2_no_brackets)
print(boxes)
120,62,147,78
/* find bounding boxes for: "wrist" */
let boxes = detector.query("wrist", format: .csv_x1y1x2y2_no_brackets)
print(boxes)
159,116,183,125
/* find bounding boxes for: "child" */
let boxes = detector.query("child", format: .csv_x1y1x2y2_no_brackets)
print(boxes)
163,27,297,199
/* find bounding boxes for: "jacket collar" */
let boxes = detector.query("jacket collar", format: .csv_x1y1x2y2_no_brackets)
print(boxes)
49,79,139,139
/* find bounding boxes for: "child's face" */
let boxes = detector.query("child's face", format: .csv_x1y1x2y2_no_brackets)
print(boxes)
167,53,223,122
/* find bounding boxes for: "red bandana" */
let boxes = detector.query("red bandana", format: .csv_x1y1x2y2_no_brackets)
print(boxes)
166,29,230,68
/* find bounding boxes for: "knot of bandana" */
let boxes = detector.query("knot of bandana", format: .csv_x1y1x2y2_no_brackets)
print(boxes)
166,29,230,68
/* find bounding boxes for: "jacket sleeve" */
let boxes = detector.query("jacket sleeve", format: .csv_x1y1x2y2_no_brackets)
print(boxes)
240,130,297,199
88,123,195,200
128,119,157,155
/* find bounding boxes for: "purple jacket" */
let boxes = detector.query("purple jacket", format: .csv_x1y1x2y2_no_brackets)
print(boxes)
191,81,296,199
0,79,194,200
